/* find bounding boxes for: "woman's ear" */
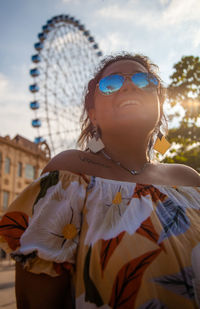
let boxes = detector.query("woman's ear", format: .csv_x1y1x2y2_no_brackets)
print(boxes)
88,108,97,126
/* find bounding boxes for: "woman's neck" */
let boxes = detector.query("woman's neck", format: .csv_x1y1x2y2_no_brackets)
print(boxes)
100,135,150,170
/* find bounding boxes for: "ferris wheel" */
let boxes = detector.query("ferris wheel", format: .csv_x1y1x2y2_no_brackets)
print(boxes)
29,14,103,156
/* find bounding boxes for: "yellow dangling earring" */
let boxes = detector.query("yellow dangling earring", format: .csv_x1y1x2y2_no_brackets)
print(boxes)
153,131,171,155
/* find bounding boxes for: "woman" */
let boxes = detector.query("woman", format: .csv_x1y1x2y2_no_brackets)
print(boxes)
0,53,200,309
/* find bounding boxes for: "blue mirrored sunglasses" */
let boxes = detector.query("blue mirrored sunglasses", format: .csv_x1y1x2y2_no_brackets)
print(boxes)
98,72,159,95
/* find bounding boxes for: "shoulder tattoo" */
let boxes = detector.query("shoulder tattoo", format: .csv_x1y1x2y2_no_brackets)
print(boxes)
79,154,111,168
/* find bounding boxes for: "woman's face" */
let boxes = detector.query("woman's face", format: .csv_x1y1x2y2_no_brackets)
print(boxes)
89,59,161,137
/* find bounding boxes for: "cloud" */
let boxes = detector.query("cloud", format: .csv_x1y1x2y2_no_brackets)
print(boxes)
162,0,200,25
61,0,84,3
0,103,34,140
0,72,34,139
99,32,131,53
193,28,200,48
159,0,171,6
97,0,200,28
95,0,200,53
0,73,29,103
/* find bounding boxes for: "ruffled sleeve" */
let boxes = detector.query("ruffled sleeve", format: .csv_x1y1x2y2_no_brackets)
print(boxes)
0,170,89,277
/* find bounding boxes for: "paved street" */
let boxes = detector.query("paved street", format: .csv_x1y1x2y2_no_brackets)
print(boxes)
0,260,16,309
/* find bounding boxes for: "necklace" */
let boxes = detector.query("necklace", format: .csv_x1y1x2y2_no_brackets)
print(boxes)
101,150,150,175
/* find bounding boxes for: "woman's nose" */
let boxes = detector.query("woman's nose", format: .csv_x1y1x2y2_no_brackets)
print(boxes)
121,76,138,92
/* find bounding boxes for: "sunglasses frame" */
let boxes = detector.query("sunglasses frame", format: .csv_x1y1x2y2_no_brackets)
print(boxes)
96,72,160,96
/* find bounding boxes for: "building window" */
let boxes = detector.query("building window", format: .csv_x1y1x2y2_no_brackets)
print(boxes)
4,157,11,174
17,162,23,177
25,164,35,180
4,179,9,185
3,191,9,210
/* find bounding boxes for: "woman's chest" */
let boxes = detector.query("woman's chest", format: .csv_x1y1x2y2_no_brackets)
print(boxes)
75,188,200,308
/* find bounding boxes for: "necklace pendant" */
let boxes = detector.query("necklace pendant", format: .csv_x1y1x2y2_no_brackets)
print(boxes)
101,150,148,176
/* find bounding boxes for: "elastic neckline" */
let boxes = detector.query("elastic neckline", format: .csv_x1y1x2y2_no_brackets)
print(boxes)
94,175,199,189
53,169,200,189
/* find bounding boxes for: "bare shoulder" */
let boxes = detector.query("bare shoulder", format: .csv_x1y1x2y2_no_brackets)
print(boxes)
42,149,85,174
158,162,200,186
42,149,110,176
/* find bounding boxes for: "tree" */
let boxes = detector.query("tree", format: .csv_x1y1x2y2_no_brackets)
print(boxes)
163,56,200,171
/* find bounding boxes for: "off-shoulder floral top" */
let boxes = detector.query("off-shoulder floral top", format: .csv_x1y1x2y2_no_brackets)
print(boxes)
0,170,200,308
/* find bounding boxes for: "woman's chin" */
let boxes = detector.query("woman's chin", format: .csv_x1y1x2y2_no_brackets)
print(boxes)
104,121,156,136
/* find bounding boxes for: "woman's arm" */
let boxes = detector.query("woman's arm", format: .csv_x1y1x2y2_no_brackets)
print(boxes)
15,262,74,309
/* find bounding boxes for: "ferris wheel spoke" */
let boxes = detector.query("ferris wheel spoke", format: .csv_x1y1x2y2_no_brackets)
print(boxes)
41,52,78,100
44,118,80,127
46,128,80,136
39,113,79,123
59,26,84,90
44,108,80,123
56,111,81,124
53,28,80,96
42,85,81,119
37,98,81,123
46,92,81,120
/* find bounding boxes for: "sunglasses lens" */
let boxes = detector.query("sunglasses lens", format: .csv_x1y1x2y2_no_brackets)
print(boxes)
99,74,124,95
131,72,158,89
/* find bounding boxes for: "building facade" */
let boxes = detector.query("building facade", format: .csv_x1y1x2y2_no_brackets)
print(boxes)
0,135,50,216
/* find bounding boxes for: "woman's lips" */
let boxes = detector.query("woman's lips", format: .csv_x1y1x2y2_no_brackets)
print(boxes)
119,100,140,108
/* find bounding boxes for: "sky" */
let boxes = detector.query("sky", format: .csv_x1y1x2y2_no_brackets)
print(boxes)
1,0,200,146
